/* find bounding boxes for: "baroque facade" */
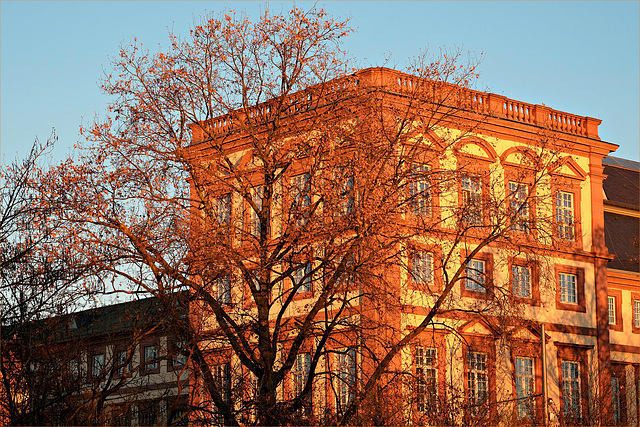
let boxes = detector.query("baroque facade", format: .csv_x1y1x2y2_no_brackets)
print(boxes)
185,67,634,426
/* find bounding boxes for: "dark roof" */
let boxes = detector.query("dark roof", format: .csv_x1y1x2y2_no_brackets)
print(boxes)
602,156,639,273
603,156,639,209
4,292,188,343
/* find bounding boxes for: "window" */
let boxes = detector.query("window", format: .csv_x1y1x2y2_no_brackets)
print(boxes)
336,348,356,413
559,273,577,304
409,165,431,216
173,341,187,367
139,400,160,427
216,275,232,305
562,361,581,421
68,358,79,378
612,376,622,424
556,191,575,241
251,187,269,238
634,300,640,328
515,357,535,419
293,262,313,293
467,352,488,416
293,353,312,416
411,251,433,286
117,350,130,375
461,175,482,225
608,296,616,325
292,173,311,225
465,259,486,293
92,353,105,377
416,346,437,413
508,182,529,232
215,193,231,224
214,363,232,403
512,265,532,298
338,169,355,215
144,345,158,371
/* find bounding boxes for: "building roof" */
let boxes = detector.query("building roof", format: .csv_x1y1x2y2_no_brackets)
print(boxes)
4,293,188,343
603,156,639,273
603,155,640,209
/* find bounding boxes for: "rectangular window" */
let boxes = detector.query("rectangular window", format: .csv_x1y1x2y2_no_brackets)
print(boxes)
556,191,575,241
336,348,357,413
144,345,158,371
509,182,529,232
338,170,355,216
213,363,232,403
461,175,482,225
409,165,431,216
411,251,433,285
293,353,312,416
92,353,105,378
251,186,266,236
292,173,311,225
612,376,621,424
293,262,313,293
416,346,437,413
216,193,231,224
173,341,187,367
465,259,486,293
216,275,232,305
117,350,129,375
515,357,535,419
635,300,640,328
562,361,581,421
608,296,617,325
69,358,79,378
467,352,488,416
559,273,577,304
512,265,532,298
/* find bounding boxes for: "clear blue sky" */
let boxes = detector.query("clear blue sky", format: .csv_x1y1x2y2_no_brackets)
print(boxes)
2,1,638,162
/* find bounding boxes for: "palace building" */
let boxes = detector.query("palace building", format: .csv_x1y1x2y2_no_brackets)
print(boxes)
185,67,638,426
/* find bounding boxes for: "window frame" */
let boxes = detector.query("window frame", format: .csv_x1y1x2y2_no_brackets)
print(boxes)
608,290,623,331
141,342,160,375
632,292,640,334
91,351,106,378
460,252,493,299
509,258,540,305
551,180,583,248
556,344,589,426
555,266,586,313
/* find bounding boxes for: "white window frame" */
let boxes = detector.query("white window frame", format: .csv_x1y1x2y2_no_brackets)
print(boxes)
213,363,232,403
336,348,357,413
416,346,437,413
411,251,433,286
216,275,232,305
562,361,581,421
465,259,486,293
144,345,158,371
556,191,575,241
509,181,529,232
559,273,577,304
515,357,535,419
467,351,488,416
608,296,616,325
292,173,311,225
409,164,431,216
293,262,313,293
612,376,621,424
634,300,640,328
92,353,105,378
512,265,532,298
461,175,482,225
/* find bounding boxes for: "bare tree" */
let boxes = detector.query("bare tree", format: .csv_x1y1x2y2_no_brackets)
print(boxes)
38,7,578,426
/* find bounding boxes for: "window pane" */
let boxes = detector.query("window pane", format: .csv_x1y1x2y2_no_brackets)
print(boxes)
465,259,486,292
512,265,532,298
559,273,577,304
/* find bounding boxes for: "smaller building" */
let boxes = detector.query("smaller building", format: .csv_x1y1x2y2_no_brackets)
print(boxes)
603,155,640,426
1,293,190,426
